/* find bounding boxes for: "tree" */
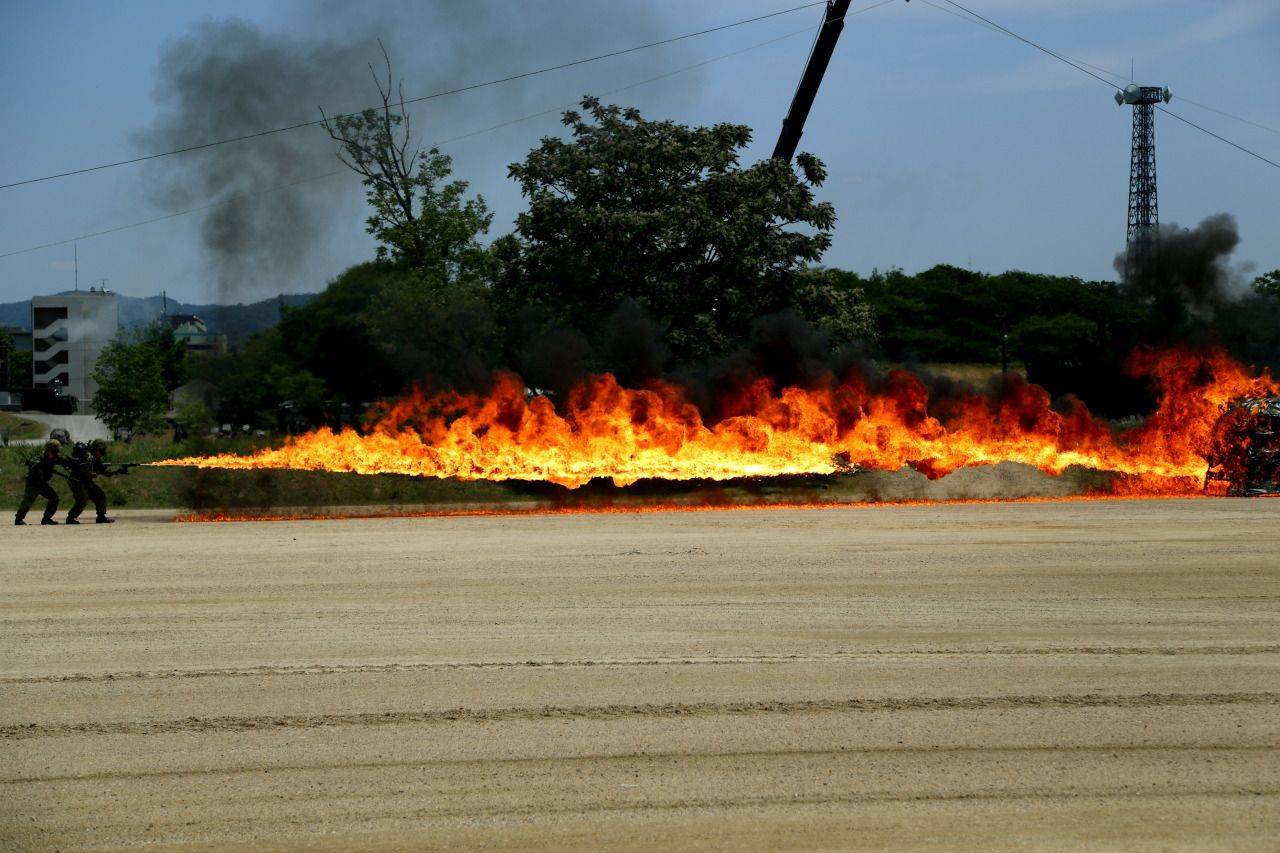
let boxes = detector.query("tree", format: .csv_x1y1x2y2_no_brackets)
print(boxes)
0,327,29,390
0,328,14,388
274,262,404,405
1254,269,1280,300
792,269,876,346
317,49,501,393
91,332,170,434
320,47,492,274
367,273,501,391
137,323,189,390
496,98,838,360
191,328,325,428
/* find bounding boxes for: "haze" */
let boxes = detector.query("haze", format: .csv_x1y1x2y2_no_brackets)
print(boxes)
0,0,1276,304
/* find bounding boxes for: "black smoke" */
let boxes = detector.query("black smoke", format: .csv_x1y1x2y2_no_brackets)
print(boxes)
1115,212,1246,340
137,19,378,300
135,2,682,301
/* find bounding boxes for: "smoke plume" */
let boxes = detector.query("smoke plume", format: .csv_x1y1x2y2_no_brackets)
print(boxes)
138,20,376,299
135,2,681,301
1116,212,1246,328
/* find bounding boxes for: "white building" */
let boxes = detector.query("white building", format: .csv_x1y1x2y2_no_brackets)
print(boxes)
31,290,119,413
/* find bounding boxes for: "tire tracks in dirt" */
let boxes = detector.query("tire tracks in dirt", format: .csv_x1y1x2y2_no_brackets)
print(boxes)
5,691,1276,740
4,745,1274,785
6,645,1277,685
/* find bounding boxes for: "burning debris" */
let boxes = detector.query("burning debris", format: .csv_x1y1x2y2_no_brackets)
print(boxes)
1204,397,1280,496
155,347,1277,496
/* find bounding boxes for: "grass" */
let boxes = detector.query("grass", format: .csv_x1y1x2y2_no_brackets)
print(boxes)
1,435,521,512
0,433,879,514
892,362,1027,384
0,412,47,443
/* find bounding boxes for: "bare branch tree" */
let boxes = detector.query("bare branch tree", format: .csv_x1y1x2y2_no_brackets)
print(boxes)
321,42,420,235
318,43,491,272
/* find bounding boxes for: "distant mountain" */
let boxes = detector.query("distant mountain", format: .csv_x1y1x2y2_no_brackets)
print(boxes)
0,292,316,346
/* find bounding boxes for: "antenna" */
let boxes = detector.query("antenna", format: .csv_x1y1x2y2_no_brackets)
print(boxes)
74,243,79,291
1114,83,1174,277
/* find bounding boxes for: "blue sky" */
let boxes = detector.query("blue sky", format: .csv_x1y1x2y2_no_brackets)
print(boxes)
0,0,1276,305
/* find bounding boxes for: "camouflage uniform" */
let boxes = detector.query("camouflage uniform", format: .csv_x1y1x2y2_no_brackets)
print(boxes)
15,440,67,525
66,439,121,524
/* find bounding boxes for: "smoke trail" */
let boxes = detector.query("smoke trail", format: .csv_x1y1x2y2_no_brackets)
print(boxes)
134,2,682,301
1115,212,1246,331
136,19,375,300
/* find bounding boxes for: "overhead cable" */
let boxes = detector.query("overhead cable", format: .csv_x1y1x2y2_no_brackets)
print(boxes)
1,1,906,260
0,1,828,192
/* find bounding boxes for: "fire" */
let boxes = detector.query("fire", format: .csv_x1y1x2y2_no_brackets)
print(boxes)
157,347,1276,493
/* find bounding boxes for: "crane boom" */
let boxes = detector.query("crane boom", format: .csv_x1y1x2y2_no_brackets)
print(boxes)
772,0,853,162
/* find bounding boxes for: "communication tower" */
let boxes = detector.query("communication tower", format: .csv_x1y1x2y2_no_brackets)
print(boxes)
1115,83,1172,274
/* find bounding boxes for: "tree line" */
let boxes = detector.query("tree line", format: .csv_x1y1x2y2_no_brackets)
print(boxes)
85,79,1280,433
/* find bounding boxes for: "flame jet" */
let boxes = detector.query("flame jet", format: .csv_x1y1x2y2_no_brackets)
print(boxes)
156,348,1276,494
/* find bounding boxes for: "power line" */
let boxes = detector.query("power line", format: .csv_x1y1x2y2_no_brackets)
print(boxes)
1,4,903,261
929,0,1279,170
917,0,1280,136
1157,106,1280,170
0,173,348,261
917,0,1127,82
1172,95,1280,137
0,1,829,193
930,0,1116,87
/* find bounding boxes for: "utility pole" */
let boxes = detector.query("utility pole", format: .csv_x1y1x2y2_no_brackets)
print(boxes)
772,0,852,162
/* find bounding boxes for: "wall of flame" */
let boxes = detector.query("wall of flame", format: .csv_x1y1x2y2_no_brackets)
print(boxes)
156,348,1276,494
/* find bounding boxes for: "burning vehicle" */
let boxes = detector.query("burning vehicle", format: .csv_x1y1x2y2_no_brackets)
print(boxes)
1204,397,1280,496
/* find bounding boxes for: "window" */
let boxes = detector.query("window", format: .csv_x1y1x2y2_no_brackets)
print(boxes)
33,306,68,329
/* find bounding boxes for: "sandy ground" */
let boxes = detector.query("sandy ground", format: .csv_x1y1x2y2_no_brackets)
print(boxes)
2,497,1278,850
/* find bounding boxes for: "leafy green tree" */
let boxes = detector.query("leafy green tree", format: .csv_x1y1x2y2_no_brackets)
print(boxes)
497,98,839,360
0,328,29,390
791,269,876,346
274,263,404,405
138,323,189,390
91,332,170,433
318,50,500,392
1253,269,1280,300
368,273,501,391
172,399,215,435
321,50,492,273
192,328,328,428
1011,313,1098,380
0,328,14,388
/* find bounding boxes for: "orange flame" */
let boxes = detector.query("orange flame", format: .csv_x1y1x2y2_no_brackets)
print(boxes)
157,347,1276,493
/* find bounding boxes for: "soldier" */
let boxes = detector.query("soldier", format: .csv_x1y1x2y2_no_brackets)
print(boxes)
14,439,68,526
65,439,126,524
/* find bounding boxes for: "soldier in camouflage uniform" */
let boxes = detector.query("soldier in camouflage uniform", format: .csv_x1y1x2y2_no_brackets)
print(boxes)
14,439,68,526
65,439,125,524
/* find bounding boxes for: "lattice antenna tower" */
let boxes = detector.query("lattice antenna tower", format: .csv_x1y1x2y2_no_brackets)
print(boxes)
1115,83,1172,276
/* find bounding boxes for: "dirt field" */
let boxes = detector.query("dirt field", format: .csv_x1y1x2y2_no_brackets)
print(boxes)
3,498,1278,849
